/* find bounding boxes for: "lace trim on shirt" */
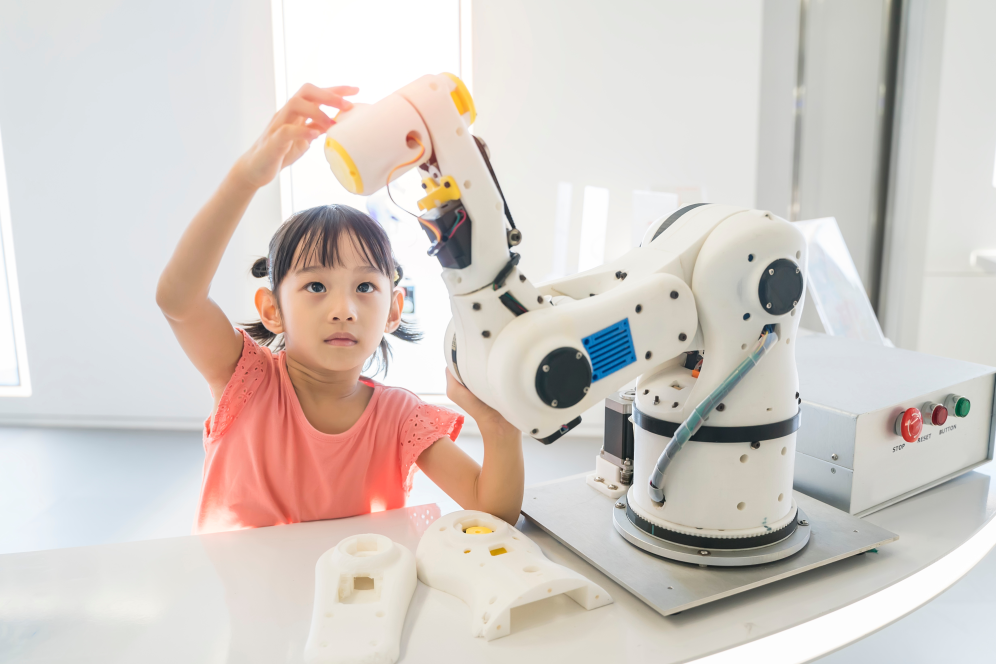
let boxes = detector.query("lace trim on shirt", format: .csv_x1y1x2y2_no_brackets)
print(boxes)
400,402,464,494
207,330,269,441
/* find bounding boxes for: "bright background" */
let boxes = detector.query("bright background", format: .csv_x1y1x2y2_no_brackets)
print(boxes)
0,0,992,429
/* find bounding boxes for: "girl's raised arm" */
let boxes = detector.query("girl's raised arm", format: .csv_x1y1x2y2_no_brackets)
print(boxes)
156,84,357,403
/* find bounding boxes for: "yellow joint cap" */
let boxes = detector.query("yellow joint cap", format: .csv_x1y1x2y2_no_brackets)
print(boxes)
464,526,492,535
417,175,461,211
324,136,364,194
443,72,476,125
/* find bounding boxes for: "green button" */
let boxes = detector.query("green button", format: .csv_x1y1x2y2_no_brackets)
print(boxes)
956,397,971,418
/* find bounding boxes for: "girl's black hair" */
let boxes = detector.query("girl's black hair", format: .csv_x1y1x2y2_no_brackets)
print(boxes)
243,204,421,376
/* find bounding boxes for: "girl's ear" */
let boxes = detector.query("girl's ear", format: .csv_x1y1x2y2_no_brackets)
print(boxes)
385,286,404,334
255,287,284,334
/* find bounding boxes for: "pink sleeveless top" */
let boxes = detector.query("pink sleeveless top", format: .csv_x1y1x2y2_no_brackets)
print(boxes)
194,330,463,534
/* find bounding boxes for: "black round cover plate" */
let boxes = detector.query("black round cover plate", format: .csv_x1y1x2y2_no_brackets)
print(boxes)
535,347,592,409
758,258,804,316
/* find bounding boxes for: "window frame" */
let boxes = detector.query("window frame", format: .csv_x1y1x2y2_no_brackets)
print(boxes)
0,123,32,397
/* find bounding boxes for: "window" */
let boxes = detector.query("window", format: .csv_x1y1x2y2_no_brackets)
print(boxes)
273,0,466,394
0,124,30,396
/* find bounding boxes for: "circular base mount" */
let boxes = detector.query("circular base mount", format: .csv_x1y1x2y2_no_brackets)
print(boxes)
612,494,811,567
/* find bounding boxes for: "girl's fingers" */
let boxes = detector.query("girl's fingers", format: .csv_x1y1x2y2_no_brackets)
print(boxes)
275,96,333,131
297,83,358,110
445,369,485,415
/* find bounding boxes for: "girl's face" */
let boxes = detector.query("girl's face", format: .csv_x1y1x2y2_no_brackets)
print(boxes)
256,235,403,374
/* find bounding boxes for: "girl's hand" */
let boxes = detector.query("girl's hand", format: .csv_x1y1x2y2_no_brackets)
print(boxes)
445,369,518,435
233,84,358,189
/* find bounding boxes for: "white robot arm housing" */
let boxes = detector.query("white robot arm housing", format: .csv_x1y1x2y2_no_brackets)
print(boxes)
324,73,810,556
323,74,805,445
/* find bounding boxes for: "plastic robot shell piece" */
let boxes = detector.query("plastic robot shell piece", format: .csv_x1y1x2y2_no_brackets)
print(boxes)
304,533,416,664
416,510,613,641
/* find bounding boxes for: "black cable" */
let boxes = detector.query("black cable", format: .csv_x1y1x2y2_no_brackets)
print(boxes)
473,135,516,230
492,252,521,290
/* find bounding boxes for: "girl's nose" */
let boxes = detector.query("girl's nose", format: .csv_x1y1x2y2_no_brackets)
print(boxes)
328,295,357,322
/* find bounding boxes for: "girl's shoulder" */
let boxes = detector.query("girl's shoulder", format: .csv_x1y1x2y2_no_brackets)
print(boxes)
371,382,464,494
368,381,465,442
206,329,280,440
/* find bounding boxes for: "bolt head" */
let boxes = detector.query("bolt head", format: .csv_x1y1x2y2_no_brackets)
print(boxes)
670,290,679,299
831,453,839,461
551,399,558,407
607,484,618,490
615,502,625,509
583,386,589,393
699,550,711,556
594,476,604,483
769,268,775,275
799,519,809,526
542,364,550,372
678,333,687,342
766,302,772,309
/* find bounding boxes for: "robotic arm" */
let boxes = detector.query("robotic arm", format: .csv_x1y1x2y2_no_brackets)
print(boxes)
326,74,809,555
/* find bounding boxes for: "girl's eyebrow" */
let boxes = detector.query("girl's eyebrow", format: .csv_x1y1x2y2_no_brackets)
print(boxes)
294,264,382,275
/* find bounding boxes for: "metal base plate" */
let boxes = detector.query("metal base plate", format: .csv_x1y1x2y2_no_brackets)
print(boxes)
614,495,811,566
522,476,898,616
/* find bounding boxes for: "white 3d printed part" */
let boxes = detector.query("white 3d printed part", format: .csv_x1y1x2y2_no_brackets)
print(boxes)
304,533,416,664
416,510,613,641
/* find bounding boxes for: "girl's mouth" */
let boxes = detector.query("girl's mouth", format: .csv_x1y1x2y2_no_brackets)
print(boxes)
325,333,358,347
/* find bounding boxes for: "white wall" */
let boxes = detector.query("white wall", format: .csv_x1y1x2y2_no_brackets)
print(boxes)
881,0,996,366
755,0,800,222
0,0,280,428
468,0,764,435
471,0,764,283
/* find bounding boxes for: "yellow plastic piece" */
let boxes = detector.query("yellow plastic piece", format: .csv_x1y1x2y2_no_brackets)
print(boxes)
417,175,461,211
464,526,492,535
325,136,364,194
489,547,507,556
443,72,476,125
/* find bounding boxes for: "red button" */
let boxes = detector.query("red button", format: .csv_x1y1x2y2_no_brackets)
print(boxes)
931,405,948,426
895,408,923,442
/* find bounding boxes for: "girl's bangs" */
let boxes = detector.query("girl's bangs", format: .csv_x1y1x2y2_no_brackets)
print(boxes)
280,205,395,281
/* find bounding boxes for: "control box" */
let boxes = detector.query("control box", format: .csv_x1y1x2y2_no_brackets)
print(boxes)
794,334,996,516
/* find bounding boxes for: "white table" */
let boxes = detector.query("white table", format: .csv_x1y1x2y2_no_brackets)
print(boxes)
3,466,996,664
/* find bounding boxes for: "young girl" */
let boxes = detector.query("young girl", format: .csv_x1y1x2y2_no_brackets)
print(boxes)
156,83,524,534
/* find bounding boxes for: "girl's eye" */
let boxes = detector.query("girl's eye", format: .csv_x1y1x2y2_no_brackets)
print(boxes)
305,282,326,294
357,282,375,294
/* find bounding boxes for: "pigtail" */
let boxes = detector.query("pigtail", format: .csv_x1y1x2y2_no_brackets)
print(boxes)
250,256,269,279
365,313,423,378
241,256,283,349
